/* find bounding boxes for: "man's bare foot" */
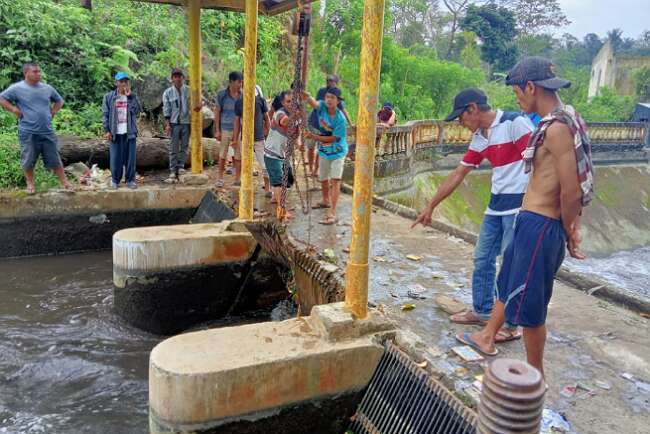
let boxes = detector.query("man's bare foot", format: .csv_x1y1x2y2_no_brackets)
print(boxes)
26,184,35,194
63,181,74,191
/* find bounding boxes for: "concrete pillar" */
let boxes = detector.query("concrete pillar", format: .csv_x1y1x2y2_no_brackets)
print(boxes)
112,221,286,334
149,302,394,433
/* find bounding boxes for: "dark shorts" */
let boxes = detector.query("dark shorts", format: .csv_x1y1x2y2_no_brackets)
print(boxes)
264,155,293,188
18,131,63,170
497,211,566,328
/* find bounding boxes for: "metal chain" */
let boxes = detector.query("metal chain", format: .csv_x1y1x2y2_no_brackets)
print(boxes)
278,28,310,220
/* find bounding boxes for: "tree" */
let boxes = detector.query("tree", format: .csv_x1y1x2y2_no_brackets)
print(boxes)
635,67,650,102
460,3,519,73
498,0,569,35
442,0,471,59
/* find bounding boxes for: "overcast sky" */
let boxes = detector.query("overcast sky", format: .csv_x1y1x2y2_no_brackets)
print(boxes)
557,0,648,39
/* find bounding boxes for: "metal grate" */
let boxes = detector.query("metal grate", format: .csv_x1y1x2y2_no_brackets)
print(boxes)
349,342,477,434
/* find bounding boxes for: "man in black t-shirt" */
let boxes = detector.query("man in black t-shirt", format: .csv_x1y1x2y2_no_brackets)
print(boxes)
232,86,271,192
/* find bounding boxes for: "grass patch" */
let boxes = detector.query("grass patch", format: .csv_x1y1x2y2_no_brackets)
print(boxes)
0,133,65,192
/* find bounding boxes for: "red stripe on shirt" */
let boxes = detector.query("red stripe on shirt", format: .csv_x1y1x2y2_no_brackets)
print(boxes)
514,132,532,153
462,149,483,167
481,141,525,168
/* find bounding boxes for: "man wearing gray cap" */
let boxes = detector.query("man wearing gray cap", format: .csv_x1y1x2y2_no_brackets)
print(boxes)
458,56,594,377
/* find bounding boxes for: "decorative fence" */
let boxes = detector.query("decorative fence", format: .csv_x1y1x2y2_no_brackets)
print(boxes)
347,121,649,159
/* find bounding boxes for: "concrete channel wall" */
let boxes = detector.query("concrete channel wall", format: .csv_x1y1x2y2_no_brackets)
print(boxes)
0,187,209,258
342,120,649,196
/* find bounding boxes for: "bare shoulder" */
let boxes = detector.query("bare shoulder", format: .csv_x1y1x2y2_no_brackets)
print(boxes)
544,121,573,153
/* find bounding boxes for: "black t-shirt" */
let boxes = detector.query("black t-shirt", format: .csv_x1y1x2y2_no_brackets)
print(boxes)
234,95,269,142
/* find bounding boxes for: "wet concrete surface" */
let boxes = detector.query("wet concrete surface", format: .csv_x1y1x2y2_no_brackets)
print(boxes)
276,184,650,434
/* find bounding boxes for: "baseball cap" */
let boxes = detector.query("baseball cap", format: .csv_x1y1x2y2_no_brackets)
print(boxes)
114,71,129,81
171,68,184,77
383,101,394,109
326,74,339,83
325,87,344,101
505,56,571,90
444,88,488,122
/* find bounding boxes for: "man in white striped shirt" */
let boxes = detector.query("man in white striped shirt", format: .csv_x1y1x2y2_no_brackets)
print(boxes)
412,88,534,343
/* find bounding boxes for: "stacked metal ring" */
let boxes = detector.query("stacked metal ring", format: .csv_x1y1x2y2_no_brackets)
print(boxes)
478,358,546,434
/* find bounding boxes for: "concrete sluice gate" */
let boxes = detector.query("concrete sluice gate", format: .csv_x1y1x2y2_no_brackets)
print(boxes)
149,303,478,434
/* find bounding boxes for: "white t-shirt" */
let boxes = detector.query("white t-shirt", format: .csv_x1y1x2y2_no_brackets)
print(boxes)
116,95,128,135
264,109,289,160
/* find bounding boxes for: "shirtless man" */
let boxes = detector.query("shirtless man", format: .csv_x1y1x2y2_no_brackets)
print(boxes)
456,57,594,377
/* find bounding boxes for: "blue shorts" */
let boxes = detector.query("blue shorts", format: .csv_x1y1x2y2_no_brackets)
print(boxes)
264,155,293,188
18,131,63,170
497,211,566,328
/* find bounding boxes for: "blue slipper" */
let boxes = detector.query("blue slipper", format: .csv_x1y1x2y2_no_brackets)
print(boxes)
455,332,499,356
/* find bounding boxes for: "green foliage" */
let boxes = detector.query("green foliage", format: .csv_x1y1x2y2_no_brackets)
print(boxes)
0,134,61,191
460,4,519,73
574,87,635,122
634,67,650,102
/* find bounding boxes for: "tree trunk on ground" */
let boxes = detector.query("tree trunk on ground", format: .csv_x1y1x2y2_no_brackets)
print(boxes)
58,136,220,169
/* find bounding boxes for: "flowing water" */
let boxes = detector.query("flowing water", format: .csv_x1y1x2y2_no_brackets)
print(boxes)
0,252,294,434
565,245,650,300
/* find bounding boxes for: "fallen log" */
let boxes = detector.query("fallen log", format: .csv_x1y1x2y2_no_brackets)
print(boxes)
58,136,222,169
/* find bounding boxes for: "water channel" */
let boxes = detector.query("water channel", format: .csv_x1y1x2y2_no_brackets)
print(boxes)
0,251,293,434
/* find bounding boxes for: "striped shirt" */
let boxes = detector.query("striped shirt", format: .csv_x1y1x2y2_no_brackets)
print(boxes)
461,110,534,216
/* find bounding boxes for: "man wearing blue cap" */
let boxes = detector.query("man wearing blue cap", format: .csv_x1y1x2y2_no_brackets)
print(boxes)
102,72,141,189
0,63,72,193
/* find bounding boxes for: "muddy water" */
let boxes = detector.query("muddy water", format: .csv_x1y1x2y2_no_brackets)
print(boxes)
0,252,293,434
0,252,154,433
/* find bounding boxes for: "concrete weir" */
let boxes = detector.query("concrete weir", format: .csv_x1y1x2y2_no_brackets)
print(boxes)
113,220,288,334
0,187,209,257
149,302,395,434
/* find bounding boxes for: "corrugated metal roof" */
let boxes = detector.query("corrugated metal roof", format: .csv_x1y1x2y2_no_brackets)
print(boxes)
133,0,309,16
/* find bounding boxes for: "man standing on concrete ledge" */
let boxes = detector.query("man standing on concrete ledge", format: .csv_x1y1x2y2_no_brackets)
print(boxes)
213,71,242,188
102,71,141,189
457,57,593,377
411,88,534,343
162,68,191,183
0,63,72,194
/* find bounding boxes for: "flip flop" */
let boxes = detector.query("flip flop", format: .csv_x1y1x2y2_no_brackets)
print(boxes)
456,332,499,357
495,328,522,343
312,202,331,209
319,216,337,225
450,310,487,325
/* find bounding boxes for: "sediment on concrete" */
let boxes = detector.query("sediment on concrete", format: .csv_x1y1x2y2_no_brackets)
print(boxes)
0,187,209,257
148,303,390,434
347,184,650,315
113,221,289,334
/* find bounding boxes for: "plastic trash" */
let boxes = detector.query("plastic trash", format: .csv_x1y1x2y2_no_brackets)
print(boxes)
540,408,572,433
88,214,109,224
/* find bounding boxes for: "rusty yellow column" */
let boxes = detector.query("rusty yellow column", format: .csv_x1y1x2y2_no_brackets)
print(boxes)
344,0,385,319
238,0,258,219
188,0,203,173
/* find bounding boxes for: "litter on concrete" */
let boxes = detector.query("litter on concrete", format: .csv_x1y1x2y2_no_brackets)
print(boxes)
401,303,416,311
406,254,422,261
451,345,484,362
541,409,573,433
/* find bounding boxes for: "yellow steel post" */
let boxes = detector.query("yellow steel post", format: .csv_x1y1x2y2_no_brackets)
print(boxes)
188,0,203,173
344,0,386,319
238,0,258,219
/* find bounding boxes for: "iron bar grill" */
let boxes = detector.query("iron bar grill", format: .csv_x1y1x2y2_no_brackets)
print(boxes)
349,342,477,434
